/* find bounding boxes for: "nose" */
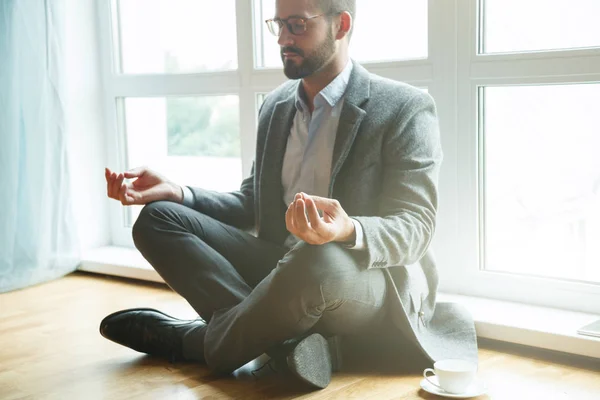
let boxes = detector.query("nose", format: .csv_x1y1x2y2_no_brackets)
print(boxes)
277,25,294,47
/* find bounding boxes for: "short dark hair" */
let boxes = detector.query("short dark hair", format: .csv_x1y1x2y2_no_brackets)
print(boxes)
314,0,356,40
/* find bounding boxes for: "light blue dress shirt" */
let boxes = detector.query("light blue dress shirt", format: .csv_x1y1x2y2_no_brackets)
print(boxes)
183,60,364,249
281,61,363,249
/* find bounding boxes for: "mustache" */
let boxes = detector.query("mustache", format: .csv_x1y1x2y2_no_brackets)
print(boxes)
281,47,304,57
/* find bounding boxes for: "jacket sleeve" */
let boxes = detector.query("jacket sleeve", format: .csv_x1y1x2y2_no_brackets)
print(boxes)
353,91,442,269
184,163,256,230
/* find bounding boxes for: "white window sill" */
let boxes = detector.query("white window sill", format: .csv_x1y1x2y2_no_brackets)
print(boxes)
79,246,163,283
79,246,600,359
437,293,600,359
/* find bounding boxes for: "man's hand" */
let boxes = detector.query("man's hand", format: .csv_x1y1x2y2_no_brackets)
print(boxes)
105,166,183,206
285,193,355,245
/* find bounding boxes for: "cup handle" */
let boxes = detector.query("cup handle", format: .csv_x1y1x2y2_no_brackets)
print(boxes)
423,368,444,391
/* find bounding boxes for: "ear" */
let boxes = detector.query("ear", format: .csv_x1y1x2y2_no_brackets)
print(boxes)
335,11,352,40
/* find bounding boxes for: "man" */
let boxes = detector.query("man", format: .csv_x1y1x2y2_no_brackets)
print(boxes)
101,0,478,390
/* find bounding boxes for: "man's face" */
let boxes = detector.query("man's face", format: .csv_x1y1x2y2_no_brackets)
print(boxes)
275,0,337,80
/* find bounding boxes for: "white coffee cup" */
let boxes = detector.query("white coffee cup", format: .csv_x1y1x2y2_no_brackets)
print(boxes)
423,359,477,394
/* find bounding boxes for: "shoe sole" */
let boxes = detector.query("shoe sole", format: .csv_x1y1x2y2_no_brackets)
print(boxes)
286,333,332,389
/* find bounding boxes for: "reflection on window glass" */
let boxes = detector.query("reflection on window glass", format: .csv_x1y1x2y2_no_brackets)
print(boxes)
482,0,600,53
166,97,240,157
482,84,600,283
121,96,241,225
116,0,237,73
255,0,427,68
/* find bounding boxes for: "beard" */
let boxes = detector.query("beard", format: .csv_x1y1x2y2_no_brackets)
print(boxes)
281,30,335,80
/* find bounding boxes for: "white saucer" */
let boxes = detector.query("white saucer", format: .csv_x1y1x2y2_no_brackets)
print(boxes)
420,376,487,399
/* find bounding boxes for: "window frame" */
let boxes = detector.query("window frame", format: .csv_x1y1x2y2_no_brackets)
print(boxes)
96,0,600,314
443,0,600,314
97,0,433,248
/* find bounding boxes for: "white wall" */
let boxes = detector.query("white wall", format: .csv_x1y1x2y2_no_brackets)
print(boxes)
65,0,110,252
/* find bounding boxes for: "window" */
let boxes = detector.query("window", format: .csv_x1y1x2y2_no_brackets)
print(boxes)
115,0,238,73
100,0,430,247
481,84,600,283
120,96,242,226
255,0,428,68
97,0,600,313
349,0,427,63
440,0,600,314
481,0,600,54
99,0,254,247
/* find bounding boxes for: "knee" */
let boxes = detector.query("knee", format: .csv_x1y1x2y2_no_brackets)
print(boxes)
275,242,361,296
131,201,174,250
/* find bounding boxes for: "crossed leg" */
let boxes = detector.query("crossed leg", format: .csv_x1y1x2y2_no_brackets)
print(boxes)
131,201,388,373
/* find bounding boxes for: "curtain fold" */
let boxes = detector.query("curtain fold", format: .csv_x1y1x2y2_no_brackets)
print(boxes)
0,0,79,293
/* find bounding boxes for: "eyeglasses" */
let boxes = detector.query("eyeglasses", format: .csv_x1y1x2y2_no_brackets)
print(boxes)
265,14,327,37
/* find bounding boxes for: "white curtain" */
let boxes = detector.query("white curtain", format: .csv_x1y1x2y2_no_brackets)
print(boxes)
0,0,79,293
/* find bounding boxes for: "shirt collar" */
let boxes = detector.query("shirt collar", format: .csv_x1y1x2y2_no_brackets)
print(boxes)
295,60,354,111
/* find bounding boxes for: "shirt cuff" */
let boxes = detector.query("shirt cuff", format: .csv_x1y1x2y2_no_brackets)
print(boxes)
345,218,365,250
181,185,194,207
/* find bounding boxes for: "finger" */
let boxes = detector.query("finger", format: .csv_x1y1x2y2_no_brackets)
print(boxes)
109,172,118,199
125,182,142,205
294,199,311,232
291,201,317,244
125,187,143,205
105,168,112,198
310,196,341,214
306,194,329,207
112,173,124,200
124,191,137,204
305,197,323,231
290,200,302,233
119,183,129,205
308,198,333,243
107,172,117,199
120,182,147,205
285,202,295,233
124,166,145,179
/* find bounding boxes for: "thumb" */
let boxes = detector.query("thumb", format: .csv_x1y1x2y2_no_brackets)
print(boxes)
124,166,146,179
308,195,334,209
309,195,343,217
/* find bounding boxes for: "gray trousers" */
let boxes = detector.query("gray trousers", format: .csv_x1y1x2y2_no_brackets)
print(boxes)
132,201,388,373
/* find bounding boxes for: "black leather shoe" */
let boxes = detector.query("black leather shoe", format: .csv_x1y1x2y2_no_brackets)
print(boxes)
286,333,333,389
99,308,206,363
256,333,340,389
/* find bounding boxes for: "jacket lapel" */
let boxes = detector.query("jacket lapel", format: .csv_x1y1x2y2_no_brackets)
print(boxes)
259,92,296,242
329,61,371,194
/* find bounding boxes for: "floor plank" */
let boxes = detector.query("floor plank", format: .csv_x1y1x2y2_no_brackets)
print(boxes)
1,272,598,399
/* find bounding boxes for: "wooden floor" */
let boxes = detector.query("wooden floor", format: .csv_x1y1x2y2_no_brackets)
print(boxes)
1,273,599,400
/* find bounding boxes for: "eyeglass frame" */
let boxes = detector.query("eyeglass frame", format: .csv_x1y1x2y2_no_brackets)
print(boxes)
265,13,334,36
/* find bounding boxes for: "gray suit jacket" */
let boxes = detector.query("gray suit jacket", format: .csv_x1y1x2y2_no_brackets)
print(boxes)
188,61,478,365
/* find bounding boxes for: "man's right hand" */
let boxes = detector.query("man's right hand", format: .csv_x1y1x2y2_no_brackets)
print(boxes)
105,166,183,206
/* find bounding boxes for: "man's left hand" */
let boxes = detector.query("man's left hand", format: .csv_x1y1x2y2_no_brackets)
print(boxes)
285,193,355,245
